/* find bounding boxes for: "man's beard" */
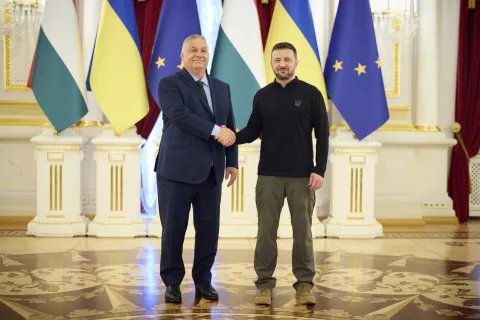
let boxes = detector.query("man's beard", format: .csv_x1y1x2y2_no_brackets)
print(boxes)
274,69,294,80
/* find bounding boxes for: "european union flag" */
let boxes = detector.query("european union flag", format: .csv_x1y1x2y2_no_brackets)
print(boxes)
147,0,201,106
324,0,389,140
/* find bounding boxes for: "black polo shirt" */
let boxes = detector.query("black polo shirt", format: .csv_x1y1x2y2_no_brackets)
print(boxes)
235,77,329,178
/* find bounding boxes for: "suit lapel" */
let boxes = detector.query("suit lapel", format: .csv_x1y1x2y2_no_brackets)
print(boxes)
207,74,220,123
179,68,213,115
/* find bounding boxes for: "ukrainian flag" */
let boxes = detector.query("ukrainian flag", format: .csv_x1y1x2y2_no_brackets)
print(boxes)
264,0,328,108
88,0,149,134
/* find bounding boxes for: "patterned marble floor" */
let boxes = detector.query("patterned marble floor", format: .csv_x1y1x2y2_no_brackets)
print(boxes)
0,234,479,319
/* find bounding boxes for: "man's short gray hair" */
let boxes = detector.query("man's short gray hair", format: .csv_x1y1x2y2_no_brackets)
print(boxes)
181,34,208,52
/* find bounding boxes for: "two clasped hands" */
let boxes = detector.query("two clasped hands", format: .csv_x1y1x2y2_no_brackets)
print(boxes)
214,125,237,187
214,125,236,147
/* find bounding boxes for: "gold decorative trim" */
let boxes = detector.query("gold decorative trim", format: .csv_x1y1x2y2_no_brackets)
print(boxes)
29,221,85,225
76,120,104,127
60,164,63,211
231,166,244,212
49,165,53,211
0,100,38,105
386,42,400,98
3,9,31,92
423,216,458,225
377,218,426,226
347,216,365,220
389,106,411,112
110,166,114,211
359,168,363,212
415,125,441,132
350,168,354,212
120,165,124,211
115,165,119,211
47,215,65,219
355,168,359,212
36,147,81,151
240,166,244,212
0,118,47,126
54,164,58,211
330,123,416,132
327,221,380,227
0,106,42,116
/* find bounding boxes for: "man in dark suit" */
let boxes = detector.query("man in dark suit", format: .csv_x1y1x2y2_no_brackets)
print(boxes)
155,34,238,303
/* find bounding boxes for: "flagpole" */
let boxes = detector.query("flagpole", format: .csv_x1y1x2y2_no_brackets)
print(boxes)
77,0,104,125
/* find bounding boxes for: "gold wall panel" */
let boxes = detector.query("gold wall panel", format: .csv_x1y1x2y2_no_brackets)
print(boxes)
3,10,31,92
386,42,400,98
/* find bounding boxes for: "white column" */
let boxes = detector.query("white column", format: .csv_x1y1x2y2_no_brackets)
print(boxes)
87,125,146,237
324,130,383,239
415,0,439,131
77,0,103,123
27,125,89,237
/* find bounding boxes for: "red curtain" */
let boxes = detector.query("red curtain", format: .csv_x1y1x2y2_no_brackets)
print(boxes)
256,0,276,47
134,0,164,140
448,0,480,223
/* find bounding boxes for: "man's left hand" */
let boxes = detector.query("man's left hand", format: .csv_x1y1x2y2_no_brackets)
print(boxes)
225,167,238,187
309,173,324,191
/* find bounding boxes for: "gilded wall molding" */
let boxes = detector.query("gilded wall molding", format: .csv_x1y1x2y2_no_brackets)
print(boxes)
3,9,31,92
386,42,400,98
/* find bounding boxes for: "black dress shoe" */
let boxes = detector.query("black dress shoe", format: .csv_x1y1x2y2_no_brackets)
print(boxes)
165,285,181,303
195,283,218,300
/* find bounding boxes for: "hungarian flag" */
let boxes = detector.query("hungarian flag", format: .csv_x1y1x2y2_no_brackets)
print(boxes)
211,0,266,129
27,0,88,133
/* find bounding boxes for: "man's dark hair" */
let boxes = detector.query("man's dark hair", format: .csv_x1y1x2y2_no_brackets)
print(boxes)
271,42,297,60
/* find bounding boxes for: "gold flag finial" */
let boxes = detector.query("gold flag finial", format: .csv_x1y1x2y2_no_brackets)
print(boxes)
261,0,269,4
452,122,472,194
469,0,475,9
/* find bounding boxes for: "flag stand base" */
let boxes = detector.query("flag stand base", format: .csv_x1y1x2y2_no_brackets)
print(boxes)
324,129,383,239
87,125,146,237
27,124,90,237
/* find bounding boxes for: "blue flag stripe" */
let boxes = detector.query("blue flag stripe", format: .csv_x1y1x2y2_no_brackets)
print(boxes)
147,0,201,106
280,0,320,61
108,0,141,52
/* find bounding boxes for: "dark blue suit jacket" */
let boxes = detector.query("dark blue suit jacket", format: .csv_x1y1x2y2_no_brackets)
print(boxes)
155,68,238,185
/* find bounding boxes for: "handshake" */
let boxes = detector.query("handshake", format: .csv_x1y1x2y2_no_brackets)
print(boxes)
214,125,236,147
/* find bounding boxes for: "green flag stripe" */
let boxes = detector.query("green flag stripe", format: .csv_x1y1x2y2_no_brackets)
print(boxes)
31,28,88,132
212,28,260,129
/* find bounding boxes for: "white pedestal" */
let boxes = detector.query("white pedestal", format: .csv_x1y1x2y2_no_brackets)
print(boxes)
87,125,146,237
27,125,89,237
324,130,383,238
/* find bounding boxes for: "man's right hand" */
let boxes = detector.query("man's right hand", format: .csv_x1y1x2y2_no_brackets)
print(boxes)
215,126,236,147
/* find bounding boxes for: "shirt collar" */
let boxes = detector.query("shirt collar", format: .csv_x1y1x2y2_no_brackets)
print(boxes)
188,71,209,87
273,76,298,89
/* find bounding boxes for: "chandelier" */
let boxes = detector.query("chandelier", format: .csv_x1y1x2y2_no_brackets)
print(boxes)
0,0,43,36
372,0,419,43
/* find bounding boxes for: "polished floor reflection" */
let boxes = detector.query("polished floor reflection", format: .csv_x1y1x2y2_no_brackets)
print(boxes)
0,227,479,319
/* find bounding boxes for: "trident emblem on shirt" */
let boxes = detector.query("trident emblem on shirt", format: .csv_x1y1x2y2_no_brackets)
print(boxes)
294,100,302,107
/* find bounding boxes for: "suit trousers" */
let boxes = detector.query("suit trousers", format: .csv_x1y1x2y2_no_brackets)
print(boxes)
253,175,316,290
157,167,221,286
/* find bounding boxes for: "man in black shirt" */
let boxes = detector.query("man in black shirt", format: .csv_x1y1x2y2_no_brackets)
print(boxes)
217,42,329,305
